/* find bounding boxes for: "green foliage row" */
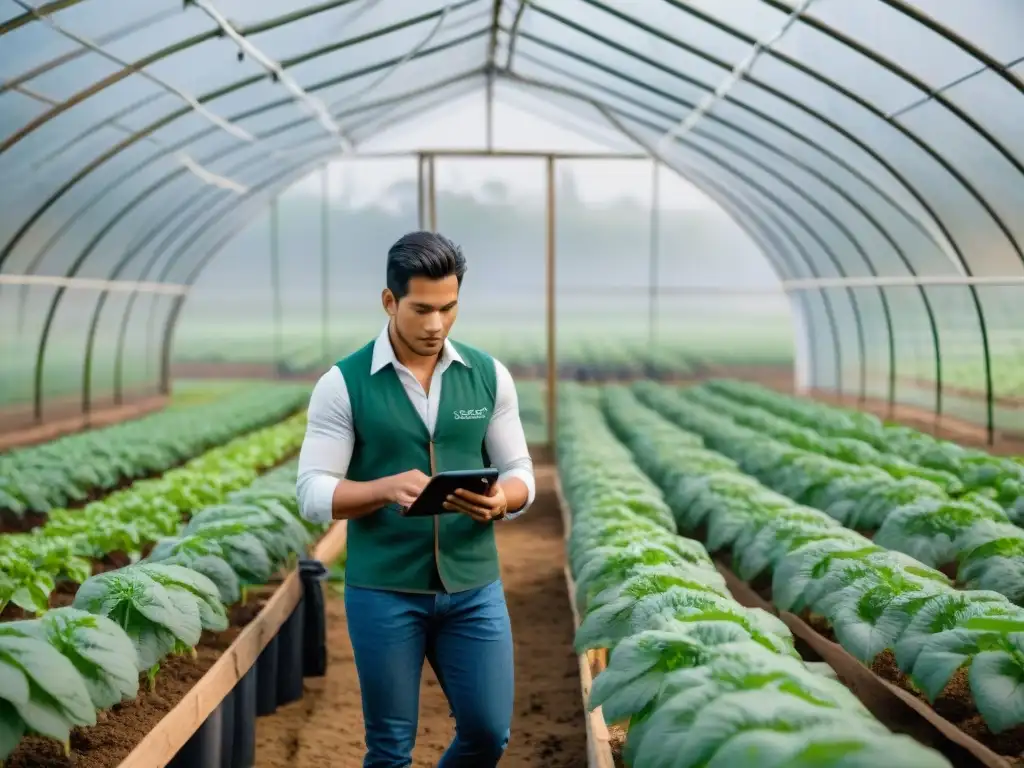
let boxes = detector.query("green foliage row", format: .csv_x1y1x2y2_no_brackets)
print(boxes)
0,460,324,761
601,384,1024,747
636,381,1024,606
0,383,310,518
0,413,308,618
557,385,949,767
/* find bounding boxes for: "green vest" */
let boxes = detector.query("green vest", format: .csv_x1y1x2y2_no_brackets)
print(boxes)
338,338,500,593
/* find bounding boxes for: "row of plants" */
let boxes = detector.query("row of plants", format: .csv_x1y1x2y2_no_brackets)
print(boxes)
0,412,309,619
0,459,325,762
600,384,1024,757
634,382,1024,605
705,379,1024,508
0,383,311,521
557,384,950,767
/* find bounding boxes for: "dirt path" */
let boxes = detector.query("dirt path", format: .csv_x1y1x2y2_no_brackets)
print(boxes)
254,466,587,767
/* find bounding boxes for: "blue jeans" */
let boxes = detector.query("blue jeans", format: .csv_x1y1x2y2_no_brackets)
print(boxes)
344,579,515,768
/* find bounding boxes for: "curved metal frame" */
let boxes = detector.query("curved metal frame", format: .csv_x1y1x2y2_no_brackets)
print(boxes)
494,71,870,401
1,0,1013,439
504,20,990,432
149,72,852,407
23,60,487,419
0,22,489,275
76,72,483,410
580,0,1024,266
106,78,485,405
555,0,997,431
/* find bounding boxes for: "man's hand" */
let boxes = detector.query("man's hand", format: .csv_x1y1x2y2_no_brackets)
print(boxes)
384,470,430,509
443,482,509,523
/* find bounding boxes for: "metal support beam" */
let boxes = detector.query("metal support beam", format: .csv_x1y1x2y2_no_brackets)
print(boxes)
270,197,284,376
428,155,438,231
545,154,557,448
647,159,660,351
321,165,331,365
417,154,426,229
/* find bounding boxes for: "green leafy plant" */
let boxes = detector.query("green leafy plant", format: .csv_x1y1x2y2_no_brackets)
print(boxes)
556,387,952,767
0,384,309,519
71,562,225,688
0,621,97,759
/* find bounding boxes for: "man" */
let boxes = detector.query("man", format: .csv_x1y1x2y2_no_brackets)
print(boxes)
296,231,535,768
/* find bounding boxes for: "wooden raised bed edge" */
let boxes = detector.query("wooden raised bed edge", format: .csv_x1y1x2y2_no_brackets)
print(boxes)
115,520,349,768
714,560,1011,768
555,476,617,768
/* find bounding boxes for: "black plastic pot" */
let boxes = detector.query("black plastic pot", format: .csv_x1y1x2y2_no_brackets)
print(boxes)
256,634,280,716
299,558,329,678
163,557,331,768
276,597,305,706
231,665,258,768
219,683,235,768
168,696,224,768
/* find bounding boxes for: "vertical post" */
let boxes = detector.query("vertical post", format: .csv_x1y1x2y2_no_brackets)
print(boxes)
270,197,283,377
427,155,437,231
485,75,494,151
320,165,330,366
417,153,426,230
647,160,660,352
546,155,557,449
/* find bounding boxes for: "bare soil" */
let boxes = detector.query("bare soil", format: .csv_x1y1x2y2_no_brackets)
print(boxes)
253,467,588,768
871,650,1024,763
0,395,168,452
4,599,267,768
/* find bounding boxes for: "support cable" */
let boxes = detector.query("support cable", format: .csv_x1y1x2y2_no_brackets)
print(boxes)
656,0,815,153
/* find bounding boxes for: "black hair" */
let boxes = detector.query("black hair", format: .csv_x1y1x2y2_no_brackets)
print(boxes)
386,231,467,300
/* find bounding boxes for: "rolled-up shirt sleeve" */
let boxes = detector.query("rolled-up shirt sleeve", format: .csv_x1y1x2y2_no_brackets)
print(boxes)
296,367,354,524
486,359,536,520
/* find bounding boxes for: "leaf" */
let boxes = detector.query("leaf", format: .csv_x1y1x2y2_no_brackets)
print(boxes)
136,563,228,633
31,607,140,710
0,699,27,760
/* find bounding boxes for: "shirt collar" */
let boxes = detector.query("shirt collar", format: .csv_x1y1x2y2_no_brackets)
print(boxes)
370,323,468,375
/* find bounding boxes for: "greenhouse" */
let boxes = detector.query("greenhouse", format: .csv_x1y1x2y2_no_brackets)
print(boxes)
1,1,1023,766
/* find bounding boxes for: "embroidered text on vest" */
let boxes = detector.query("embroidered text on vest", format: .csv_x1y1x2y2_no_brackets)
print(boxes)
453,407,489,420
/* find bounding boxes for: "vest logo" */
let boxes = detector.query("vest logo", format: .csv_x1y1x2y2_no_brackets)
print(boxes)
453,407,489,420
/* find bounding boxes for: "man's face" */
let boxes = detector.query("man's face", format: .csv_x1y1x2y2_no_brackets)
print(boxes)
384,275,460,357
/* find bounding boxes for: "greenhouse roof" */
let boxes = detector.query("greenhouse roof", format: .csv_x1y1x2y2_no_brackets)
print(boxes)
2,0,1024,439
2,0,1023,286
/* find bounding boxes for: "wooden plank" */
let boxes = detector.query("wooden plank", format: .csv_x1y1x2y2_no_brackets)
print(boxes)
555,474,616,768
117,520,348,768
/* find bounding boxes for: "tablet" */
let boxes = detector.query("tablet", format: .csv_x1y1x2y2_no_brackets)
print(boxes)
400,468,500,517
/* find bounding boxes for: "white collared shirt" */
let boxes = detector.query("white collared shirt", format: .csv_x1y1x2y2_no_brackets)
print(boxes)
296,325,536,524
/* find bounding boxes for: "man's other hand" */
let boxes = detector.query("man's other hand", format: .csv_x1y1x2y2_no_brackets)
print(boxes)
444,482,508,523
386,470,430,508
